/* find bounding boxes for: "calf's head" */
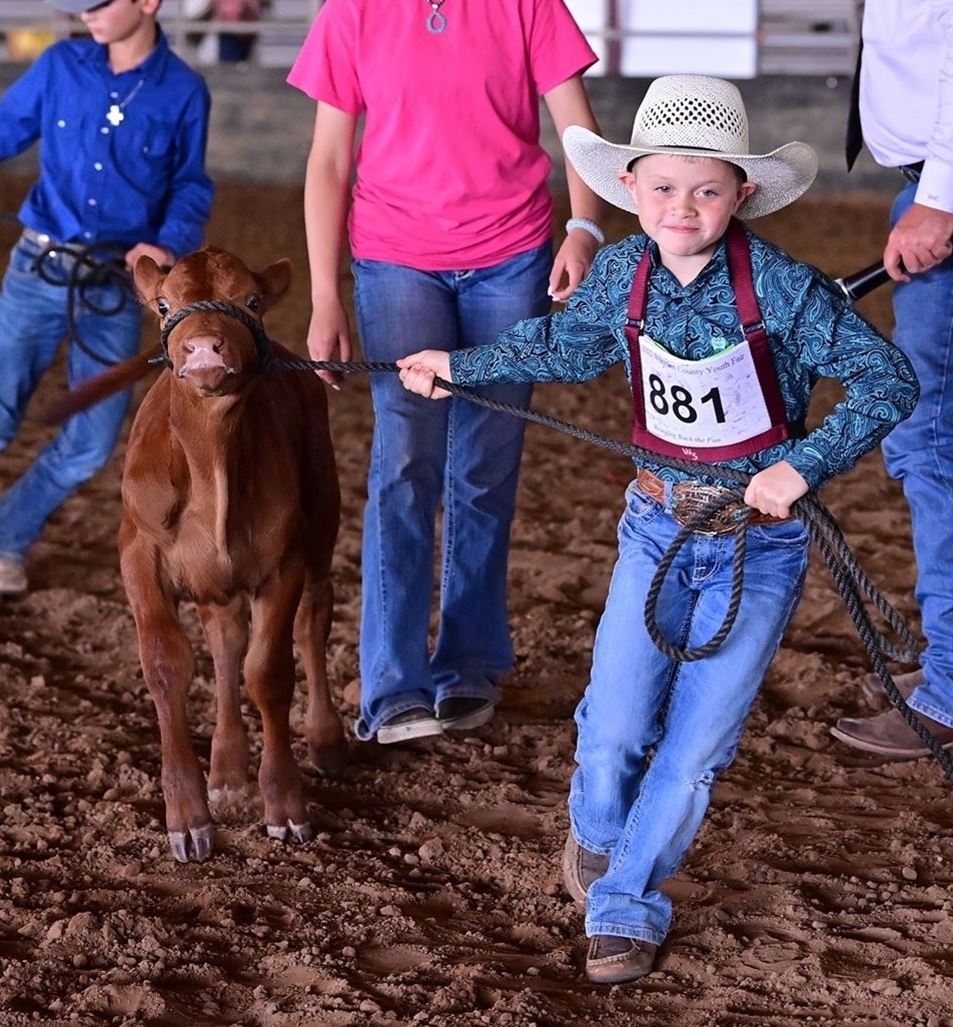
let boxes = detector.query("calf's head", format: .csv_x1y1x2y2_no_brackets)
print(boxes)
135,246,292,396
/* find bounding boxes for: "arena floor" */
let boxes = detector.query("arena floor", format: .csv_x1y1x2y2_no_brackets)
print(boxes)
1,175,951,1026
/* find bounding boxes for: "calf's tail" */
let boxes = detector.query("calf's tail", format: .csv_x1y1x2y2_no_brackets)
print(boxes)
40,346,162,424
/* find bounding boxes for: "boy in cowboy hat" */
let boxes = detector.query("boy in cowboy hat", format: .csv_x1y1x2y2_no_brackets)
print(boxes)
396,75,918,983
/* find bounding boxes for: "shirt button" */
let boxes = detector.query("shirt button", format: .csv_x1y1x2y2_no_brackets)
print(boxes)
100,127,109,135
87,198,97,207
93,162,103,171
57,119,66,128
110,92,118,99
84,232,92,239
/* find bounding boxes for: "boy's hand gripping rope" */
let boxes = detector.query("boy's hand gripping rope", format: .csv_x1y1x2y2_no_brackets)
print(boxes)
157,300,952,783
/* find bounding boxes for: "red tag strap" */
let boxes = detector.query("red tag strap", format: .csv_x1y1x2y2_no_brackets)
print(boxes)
724,219,788,430
625,246,653,435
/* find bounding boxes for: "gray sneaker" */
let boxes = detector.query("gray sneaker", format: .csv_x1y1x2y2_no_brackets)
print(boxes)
436,697,495,732
0,556,27,597
376,707,442,744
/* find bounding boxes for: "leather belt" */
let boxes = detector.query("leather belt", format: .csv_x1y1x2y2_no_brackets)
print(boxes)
20,227,86,253
635,467,793,535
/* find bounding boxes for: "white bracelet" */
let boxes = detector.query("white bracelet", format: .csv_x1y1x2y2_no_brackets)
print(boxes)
566,217,604,245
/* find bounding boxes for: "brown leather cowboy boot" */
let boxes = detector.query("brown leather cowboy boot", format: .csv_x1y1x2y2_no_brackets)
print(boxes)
831,707,953,759
585,935,658,984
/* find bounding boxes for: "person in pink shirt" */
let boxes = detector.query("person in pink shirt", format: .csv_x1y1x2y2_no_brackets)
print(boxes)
288,0,604,745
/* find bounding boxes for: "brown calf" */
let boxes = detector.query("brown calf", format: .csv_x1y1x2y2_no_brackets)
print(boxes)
114,246,346,861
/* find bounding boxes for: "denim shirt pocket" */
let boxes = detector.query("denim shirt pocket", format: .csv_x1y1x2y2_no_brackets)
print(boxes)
131,119,176,195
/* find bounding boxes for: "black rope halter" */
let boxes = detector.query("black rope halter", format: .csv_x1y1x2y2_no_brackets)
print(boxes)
154,298,274,369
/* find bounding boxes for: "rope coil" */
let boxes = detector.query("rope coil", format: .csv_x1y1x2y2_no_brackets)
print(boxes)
31,241,137,368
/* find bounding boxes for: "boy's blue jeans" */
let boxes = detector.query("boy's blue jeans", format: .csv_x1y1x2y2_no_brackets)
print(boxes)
350,243,552,739
570,483,809,944
881,182,953,730
0,237,142,560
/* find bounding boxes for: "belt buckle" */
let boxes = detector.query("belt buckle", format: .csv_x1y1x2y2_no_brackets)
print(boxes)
672,482,737,535
22,228,52,247
900,165,921,184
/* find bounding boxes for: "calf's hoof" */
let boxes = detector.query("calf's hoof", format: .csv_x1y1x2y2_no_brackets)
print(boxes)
168,823,214,863
266,820,313,844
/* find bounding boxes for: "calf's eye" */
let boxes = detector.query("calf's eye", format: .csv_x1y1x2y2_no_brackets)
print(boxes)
156,298,170,317
246,295,261,312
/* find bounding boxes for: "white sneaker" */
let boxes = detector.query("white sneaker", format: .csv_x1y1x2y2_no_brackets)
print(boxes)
0,556,27,597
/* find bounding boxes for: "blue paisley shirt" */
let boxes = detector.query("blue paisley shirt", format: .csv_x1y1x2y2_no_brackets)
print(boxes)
449,228,919,490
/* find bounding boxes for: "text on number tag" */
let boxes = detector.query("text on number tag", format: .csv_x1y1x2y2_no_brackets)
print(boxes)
639,334,772,448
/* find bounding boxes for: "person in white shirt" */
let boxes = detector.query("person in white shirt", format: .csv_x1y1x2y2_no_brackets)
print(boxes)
831,0,953,758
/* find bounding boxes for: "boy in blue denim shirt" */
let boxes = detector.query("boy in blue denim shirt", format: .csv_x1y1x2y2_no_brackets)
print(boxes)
0,0,213,595
396,76,918,984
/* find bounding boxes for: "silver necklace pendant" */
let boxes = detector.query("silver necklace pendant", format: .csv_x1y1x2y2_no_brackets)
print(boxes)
427,2,447,32
104,78,145,129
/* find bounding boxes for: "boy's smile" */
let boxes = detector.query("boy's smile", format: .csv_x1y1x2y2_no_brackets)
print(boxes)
620,153,757,285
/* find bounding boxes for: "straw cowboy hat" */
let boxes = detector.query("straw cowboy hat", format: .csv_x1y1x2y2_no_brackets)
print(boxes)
564,75,818,220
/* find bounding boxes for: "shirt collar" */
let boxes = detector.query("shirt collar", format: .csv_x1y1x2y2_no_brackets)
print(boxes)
83,25,171,83
645,235,730,297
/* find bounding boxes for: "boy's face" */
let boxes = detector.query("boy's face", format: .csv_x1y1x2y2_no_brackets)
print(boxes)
620,154,758,269
80,0,159,45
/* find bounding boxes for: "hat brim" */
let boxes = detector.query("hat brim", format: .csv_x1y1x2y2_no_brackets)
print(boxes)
45,0,106,12
563,126,818,220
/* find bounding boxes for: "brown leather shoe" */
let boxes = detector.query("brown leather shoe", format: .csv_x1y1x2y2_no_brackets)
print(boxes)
831,707,953,759
585,935,657,984
861,668,924,701
562,832,609,906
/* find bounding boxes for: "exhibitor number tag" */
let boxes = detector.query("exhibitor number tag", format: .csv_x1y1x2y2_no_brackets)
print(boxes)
639,334,771,448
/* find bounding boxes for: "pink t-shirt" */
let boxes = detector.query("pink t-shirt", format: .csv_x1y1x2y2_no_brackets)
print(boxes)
287,0,596,270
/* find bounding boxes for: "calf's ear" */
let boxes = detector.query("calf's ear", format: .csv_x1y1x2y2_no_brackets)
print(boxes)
255,258,293,310
133,256,167,307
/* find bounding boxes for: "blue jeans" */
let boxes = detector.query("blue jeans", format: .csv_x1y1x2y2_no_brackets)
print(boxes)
351,243,552,739
569,484,809,943
0,237,143,560
881,183,953,730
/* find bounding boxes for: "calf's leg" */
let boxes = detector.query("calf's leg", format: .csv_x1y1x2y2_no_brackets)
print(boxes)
246,562,311,842
199,596,251,802
122,542,213,862
295,573,347,775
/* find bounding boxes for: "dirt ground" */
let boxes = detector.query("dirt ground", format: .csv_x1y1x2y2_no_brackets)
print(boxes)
1,176,952,1027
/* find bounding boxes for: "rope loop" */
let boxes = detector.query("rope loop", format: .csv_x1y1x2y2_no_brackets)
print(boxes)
30,241,136,368
643,491,750,662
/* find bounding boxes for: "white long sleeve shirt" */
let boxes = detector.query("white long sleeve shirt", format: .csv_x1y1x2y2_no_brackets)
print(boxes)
860,0,953,212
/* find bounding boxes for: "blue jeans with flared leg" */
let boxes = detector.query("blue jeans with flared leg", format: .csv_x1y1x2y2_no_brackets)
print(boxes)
569,484,809,944
0,237,142,561
351,243,552,739
881,181,953,729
